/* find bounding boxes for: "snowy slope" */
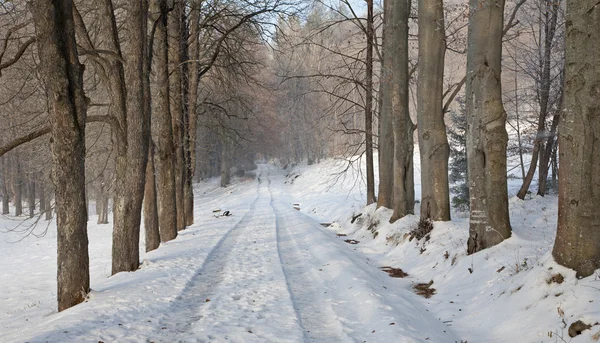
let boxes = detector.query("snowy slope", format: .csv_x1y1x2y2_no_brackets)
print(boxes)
284,154,600,343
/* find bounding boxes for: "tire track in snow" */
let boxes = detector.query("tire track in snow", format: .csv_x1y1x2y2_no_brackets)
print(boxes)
153,166,304,343
268,164,461,343
271,181,350,343
151,173,263,342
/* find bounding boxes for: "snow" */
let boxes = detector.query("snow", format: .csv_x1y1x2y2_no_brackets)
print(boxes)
1,155,599,342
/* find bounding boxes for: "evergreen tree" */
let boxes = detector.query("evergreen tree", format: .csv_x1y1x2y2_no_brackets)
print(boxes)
448,97,469,211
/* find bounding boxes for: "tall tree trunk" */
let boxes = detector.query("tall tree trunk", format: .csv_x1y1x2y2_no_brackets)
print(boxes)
182,1,195,226
465,0,511,254
417,0,450,221
364,0,376,205
390,0,414,222
154,0,178,242
168,0,185,232
144,142,160,252
552,0,600,278
144,14,160,251
377,0,393,210
30,0,89,311
109,0,151,274
516,1,559,200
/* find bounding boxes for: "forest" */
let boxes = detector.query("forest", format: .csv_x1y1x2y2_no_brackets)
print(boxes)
0,0,599,342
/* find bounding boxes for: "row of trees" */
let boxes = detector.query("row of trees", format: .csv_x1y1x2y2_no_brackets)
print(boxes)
273,0,598,278
377,0,598,278
0,0,292,311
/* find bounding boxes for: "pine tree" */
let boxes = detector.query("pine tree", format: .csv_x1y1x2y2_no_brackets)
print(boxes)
448,97,468,211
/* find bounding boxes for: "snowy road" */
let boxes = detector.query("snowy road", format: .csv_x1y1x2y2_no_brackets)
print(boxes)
150,165,457,343
3,164,456,343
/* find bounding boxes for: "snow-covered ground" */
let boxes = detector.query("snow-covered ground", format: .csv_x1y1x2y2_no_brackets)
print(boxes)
1,154,599,342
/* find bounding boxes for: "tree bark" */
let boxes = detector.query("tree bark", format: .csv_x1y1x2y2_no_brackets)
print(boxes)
168,0,185,232
465,0,511,254
28,179,35,218
39,180,46,218
376,0,393,210
96,173,109,224
1,157,9,215
45,190,53,221
30,0,90,311
14,156,22,216
552,0,600,278
365,0,376,206
390,0,414,222
154,0,178,242
220,133,230,187
109,0,151,274
184,0,200,226
144,142,160,252
417,0,450,221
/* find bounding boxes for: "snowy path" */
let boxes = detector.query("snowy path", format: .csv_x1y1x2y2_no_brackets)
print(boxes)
149,165,457,342
3,164,457,343
152,171,305,342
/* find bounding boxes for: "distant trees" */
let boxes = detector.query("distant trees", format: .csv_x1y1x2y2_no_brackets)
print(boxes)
515,0,564,199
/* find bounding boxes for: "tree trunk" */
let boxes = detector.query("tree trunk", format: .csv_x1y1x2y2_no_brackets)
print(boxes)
30,0,90,311
376,0,393,210
168,0,185,232
465,0,511,254
14,156,22,216
39,181,46,218
154,0,178,242
182,0,195,226
220,134,230,187
364,0,376,206
96,174,109,224
552,0,600,278
1,157,10,215
144,142,160,252
108,0,151,275
28,179,35,218
417,0,450,221
45,190,53,221
390,0,414,222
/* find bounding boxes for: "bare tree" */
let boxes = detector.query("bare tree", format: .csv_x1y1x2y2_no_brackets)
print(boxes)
515,0,563,199
30,0,89,311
